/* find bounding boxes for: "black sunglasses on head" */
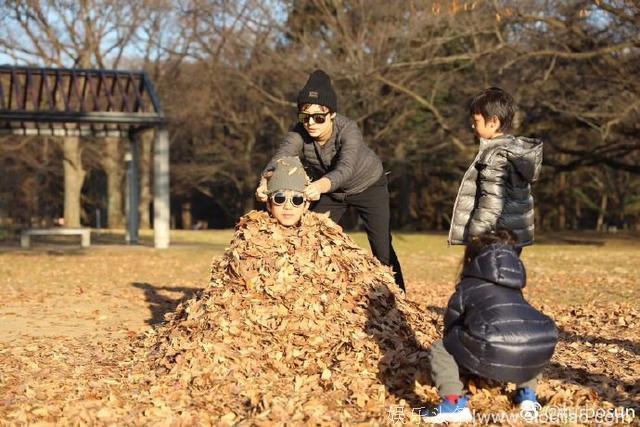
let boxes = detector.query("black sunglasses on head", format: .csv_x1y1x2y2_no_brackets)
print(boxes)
298,112,330,124
270,191,306,207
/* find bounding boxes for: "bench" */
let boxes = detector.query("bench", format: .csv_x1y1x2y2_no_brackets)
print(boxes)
20,228,91,248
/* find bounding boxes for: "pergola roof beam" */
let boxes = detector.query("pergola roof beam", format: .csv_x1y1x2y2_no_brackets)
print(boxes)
0,65,169,249
0,66,166,130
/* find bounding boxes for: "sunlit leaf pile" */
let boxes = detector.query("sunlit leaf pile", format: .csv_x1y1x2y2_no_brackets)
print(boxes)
1,211,638,425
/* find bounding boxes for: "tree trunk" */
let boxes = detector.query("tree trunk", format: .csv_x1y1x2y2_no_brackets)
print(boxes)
21,176,38,226
596,193,608,232
436,210,444,231
138,130,154,229
558,204,566,230
181,202,192,230
534,210,540,232
63,136,86,228
617,174,628,230
102,137,124,228
242,136,256,215
393,143,409,229
557,173,566,230
394,166,411,229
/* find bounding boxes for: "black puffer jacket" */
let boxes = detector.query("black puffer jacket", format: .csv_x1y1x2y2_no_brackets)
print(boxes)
442,244,558,383
448,135,543,247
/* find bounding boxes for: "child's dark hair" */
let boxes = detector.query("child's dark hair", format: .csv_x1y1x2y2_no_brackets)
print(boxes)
469,87,516,132
459,229,518,280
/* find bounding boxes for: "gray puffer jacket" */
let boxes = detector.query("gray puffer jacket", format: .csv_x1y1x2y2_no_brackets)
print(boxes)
448,135,543,247
263,114,383,197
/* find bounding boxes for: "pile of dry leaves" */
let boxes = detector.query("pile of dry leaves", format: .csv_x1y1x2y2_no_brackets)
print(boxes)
139,210,438,424
1,210,638,425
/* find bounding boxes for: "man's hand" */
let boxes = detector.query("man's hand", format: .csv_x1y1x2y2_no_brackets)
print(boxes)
304,177,331,201
304,181,322,201
255,172,272,202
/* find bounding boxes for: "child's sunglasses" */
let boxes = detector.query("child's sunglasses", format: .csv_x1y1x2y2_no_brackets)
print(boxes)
298,112,329,124
270,191,306,207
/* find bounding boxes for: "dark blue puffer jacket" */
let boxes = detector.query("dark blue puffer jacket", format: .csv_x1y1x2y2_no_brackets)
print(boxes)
442,244,558,383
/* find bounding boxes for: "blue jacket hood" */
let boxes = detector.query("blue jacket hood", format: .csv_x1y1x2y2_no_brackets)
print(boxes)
462,244,526,289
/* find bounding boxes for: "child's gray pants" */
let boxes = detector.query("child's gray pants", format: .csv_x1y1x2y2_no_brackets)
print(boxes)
429,339,540,397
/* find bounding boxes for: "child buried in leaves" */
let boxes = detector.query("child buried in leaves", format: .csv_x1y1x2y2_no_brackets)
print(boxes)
142,156,431,422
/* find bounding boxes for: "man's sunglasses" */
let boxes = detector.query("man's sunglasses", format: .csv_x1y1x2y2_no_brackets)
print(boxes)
270,191,306,207
298,112,330,124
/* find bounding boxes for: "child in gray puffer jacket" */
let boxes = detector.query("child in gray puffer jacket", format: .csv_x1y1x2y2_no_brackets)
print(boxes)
449,87,543,250
421,230,558,424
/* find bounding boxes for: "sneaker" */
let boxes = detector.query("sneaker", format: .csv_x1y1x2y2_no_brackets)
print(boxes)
420,395,473,424
515,387,541,421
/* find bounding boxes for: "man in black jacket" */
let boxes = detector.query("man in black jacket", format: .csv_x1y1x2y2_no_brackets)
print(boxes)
421,230,558,424
256,69,404,290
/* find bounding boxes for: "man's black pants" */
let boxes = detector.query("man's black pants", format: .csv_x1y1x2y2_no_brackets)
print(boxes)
311,175,405,290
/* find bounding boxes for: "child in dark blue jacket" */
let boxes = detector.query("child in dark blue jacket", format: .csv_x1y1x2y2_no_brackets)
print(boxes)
422,230,558,424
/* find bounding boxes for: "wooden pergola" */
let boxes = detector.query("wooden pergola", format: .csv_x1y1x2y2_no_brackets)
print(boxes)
0,65,170,248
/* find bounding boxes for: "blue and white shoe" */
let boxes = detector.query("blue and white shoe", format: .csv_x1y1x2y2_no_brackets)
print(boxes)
420,395,473,424
515,387,541,421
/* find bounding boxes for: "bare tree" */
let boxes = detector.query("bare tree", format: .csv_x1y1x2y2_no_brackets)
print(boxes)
0,136,63,226
160,0,291,221
0,0,153,228
495,0,640,229
1,0,638,231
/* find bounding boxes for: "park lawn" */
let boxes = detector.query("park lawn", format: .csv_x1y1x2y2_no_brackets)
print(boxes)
1,229,638,343
0,228,638,423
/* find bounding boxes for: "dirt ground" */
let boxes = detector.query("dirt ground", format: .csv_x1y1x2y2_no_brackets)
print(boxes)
0,229,639,424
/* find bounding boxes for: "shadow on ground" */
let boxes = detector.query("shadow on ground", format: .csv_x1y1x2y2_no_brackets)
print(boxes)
132,282,201,326
366,284,432,408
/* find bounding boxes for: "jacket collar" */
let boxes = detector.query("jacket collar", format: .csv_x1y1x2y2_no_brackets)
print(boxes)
478,134,514,152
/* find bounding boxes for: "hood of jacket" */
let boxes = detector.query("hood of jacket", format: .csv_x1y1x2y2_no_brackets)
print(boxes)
479,135,543,183
506,136,543,183
462,244,526,289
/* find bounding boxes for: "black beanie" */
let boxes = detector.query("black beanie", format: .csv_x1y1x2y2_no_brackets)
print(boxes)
297,69,338,112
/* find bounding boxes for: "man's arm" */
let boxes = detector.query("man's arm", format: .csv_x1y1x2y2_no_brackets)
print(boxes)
322,120,362,192
304,177,331,201
262,129,304,176
468,151,509,236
